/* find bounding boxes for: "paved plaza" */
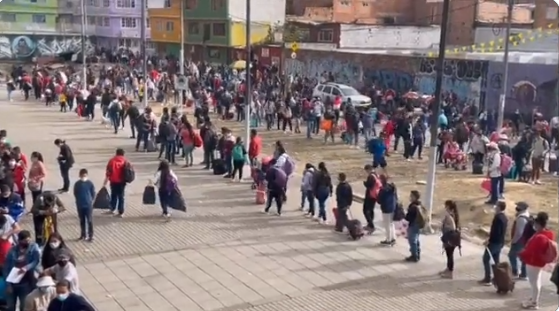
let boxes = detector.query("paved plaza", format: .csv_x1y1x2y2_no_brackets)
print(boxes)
0,97,557,311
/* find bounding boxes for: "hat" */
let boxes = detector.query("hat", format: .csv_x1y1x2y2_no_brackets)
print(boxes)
515,201,529,211
36,276,55,287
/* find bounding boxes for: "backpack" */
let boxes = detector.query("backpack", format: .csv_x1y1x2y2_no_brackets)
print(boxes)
282,156,295,176
367,174,382,199
122,162,135,183
415,204,428,229
232,145,245,161
542,239,559,264
520,216,536,243
500,154,513,175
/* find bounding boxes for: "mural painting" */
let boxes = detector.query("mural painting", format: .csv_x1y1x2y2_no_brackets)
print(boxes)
284,57,363,87
363,69,414,94
414,58,488,107
486,63,558,116
0,35,95,60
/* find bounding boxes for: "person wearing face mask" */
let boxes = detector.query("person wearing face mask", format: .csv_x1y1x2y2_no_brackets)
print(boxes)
3,230,41,311
0,185,24,223
47,280,94,311
41,233,75,270
23,276,57,311
44,252,80,294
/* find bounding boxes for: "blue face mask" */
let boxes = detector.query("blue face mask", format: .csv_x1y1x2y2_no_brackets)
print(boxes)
57,294,69,301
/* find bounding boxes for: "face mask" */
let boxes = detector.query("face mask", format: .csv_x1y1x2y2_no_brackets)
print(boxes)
49,242,60,249
57,260,68,267
57,293,69,301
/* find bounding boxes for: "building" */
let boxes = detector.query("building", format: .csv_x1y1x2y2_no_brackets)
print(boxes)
184,0,286,63
148,0,182,56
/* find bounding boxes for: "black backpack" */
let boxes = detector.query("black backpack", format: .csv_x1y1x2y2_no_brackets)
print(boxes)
122,162,135,183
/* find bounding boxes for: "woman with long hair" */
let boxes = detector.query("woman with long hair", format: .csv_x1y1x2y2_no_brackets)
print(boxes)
180,119,196,167
153,160,177,219
440,200,460,279
28,151,46,204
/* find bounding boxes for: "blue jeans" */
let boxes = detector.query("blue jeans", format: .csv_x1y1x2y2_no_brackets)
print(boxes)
489,176,500,203
483,243,503,280
316,187,329,221
7,283,31,311
407,225,420,257
165,140,176,163
301,190,315,215
159,190,170,215
110,182,126,214
508,242,526,277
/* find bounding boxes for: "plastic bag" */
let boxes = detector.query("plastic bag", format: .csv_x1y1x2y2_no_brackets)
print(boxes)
169,188,187,212
142,185,156,205
481,178,491,193
93,187,111,210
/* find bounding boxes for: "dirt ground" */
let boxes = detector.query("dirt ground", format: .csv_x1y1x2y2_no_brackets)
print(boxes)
214,117,557,238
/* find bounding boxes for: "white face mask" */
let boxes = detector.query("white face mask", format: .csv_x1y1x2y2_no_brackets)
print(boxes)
49,242,60,249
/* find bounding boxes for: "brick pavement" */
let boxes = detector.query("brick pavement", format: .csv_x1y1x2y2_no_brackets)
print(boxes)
0,96,557,311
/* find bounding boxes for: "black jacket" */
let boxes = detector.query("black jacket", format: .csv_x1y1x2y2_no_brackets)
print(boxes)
335,182,353,208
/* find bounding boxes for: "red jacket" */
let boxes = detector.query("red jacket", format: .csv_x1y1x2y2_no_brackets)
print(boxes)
249,136,262,159
106,156,127,183
519,229,556,268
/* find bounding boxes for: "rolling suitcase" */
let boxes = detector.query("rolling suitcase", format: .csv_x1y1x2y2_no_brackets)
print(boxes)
488,249,515,294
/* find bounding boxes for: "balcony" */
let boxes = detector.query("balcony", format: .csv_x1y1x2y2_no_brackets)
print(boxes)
0,22,57,34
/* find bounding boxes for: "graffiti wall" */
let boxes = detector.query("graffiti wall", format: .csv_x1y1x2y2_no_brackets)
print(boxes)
0,35,95,60
414,58,488,106
284,56,362,87
486,63,558,115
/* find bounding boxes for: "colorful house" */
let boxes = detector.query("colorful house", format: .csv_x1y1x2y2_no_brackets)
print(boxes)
184,0,286,63
148,0,182,56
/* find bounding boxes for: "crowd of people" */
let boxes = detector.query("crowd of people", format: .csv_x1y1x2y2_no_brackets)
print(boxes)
1,56,558,311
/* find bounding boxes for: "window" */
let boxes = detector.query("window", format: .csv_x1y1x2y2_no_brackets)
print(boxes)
212,23,225,36
211,0,224,10
103,17,110,26
32,14,46,23
318,29,333,42
185,0,197,10
116,0,136,8
103,0,110,7
164,0,171,8
87,16,95,25
146,18,150,28
166,21,174,31
121,17,137,28
188,22,199,34
0,13,16,22
546,7,558,20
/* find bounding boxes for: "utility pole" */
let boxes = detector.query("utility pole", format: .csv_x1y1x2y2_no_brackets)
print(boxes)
179,0,185,107
244,0,251,148
496,0,514,132
423,0,451,233
141,0,148,108
80,0,87,89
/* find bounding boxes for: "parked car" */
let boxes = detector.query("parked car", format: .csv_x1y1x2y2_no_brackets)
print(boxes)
312,82,372,107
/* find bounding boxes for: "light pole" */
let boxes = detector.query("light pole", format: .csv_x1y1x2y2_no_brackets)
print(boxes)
141,0,148,108
423,0,451,233
244,0,251,148
496,0,514,132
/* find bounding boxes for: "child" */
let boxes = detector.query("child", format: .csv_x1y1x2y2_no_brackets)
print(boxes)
73,169,95,241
